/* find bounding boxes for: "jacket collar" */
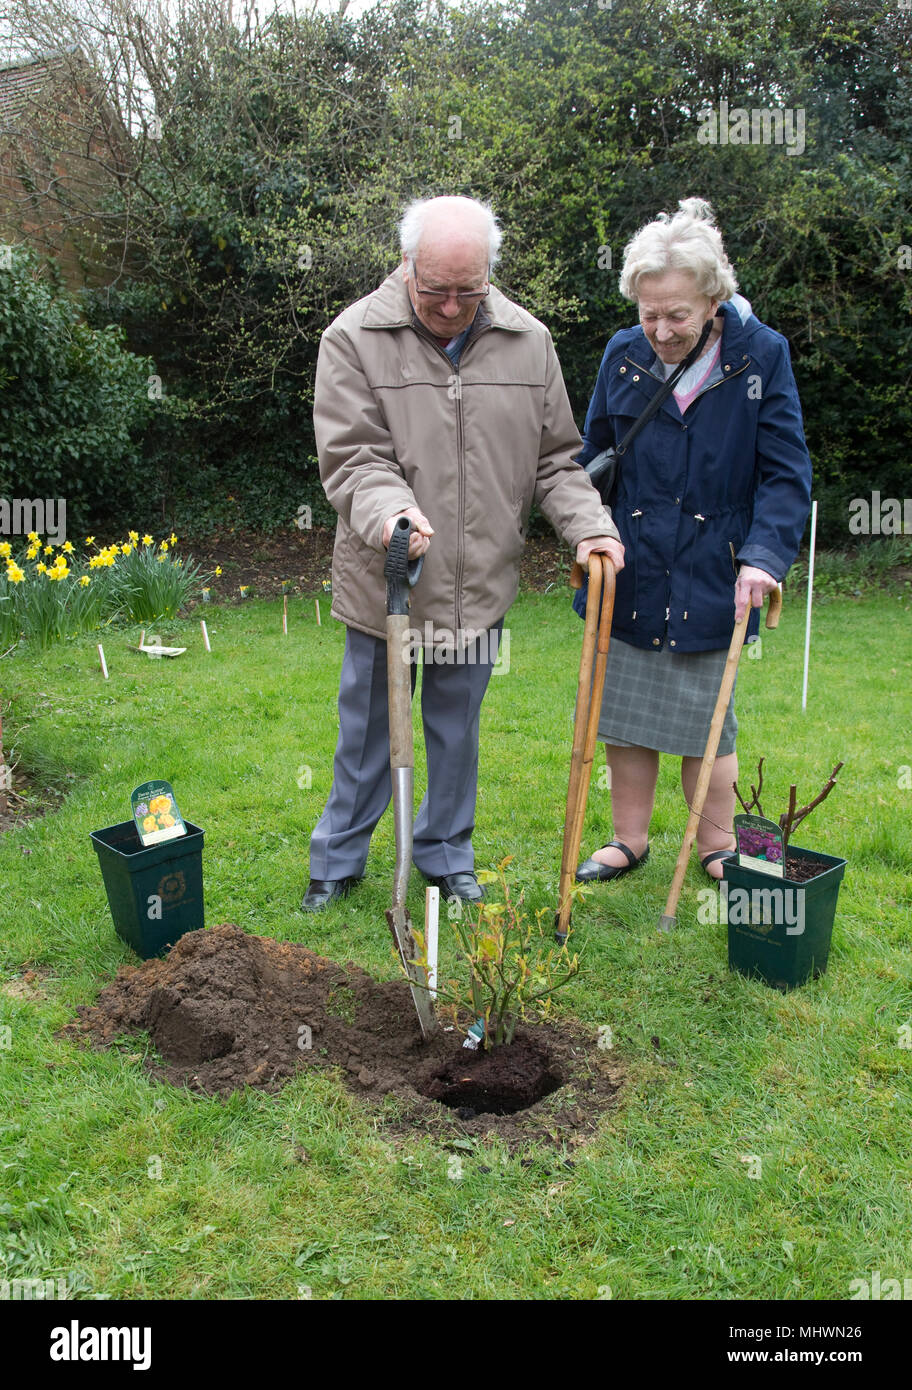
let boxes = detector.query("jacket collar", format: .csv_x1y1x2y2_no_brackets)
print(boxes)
627,299,754,378
360,268,531,332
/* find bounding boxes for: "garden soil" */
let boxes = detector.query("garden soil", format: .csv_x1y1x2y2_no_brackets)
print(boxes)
63,923,622,1149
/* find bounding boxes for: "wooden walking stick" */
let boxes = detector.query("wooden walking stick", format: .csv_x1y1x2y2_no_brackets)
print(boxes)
658,584,783,932
556,554,615,943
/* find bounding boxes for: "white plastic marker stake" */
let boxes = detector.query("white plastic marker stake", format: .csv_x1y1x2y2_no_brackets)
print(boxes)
425,886,440,1000
283,594,288,635
97,644,109,679
139,629,145,649
802,499,818,711
200,619,211,652
315,599,321,627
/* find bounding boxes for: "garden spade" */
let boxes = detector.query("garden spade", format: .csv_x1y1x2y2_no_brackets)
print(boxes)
384,516,438,1040
658,583,783,932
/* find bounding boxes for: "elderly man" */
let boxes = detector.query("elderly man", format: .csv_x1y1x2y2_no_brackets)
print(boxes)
302,195,623,911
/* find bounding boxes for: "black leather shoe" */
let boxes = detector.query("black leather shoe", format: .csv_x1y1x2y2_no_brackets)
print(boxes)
300,877,361,911
423,871,485,903
575,840,649,883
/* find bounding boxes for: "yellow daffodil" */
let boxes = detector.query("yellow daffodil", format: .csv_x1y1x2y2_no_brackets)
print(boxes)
85,535,95,545
26,545,38,560
37,562,47,574
122,544,132,555
157,553,166,563
0,542,10,559
79,575,91,587
160,541,169,553
6,562,25,583
43,544,53,555
27,531,39,543
128,530,138,543
169,532,177,545
215,565,222,576
142,534,153,546
62,540,74,553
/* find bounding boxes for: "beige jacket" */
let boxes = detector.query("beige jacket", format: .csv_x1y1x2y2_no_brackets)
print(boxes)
314,268,618,642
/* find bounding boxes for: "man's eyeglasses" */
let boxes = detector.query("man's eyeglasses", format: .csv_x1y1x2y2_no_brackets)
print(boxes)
409,258,489,303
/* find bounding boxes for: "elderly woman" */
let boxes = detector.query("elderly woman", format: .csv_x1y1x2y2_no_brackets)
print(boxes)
574,198,811,886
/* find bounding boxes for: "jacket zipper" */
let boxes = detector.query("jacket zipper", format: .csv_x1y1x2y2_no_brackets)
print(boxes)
454,367,465,634
411,319,491,637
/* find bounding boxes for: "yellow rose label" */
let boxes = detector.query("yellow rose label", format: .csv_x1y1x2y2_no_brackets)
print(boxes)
131,780,188,846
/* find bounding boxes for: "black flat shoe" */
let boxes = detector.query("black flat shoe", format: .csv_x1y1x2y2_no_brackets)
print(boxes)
700,848,734,883
300,877,361,911
575,839,649,883
423,871,485,903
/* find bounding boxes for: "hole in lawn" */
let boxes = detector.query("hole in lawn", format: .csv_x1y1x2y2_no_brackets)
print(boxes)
63,925,621,1149
416,1039,564,1116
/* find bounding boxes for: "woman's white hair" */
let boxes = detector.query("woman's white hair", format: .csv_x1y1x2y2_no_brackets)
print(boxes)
619,197,738,302
398,196,503,270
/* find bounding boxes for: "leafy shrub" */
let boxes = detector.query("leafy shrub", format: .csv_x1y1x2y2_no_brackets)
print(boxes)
416,858,580,1048
0,248,155,534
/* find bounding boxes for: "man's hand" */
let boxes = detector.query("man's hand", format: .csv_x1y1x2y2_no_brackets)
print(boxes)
735,564,778,623
575,536,625,573
382,507,434,559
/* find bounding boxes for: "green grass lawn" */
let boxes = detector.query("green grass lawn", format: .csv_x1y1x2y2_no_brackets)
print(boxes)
1,585,910,1300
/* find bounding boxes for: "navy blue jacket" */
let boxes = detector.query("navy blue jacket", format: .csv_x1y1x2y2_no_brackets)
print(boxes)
573,301,812,651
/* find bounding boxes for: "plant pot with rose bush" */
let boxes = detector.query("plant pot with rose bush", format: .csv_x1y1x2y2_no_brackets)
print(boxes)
720,759,846,991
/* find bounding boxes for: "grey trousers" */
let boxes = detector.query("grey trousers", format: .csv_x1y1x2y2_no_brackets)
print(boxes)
309,623,502,880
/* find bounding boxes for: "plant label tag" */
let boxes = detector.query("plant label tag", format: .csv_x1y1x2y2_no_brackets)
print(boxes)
462,1018,485,1050
132,781,187,847
734,814,784,877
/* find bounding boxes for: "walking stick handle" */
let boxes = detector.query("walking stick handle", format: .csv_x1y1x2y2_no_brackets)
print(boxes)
765,584,783,628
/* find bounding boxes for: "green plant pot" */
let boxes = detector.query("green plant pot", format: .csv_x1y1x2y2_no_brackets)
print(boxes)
90,819,205,959
721,843,846,991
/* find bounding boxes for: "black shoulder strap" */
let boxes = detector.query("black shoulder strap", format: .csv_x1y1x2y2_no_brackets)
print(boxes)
615,318,715,457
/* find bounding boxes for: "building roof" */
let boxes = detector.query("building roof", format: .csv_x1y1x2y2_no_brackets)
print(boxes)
0,48,83,128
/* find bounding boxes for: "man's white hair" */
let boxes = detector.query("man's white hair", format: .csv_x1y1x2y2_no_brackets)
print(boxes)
399,196,503,270
619,197,738,302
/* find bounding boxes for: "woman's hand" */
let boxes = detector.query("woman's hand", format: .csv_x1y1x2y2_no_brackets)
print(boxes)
735,565,778,623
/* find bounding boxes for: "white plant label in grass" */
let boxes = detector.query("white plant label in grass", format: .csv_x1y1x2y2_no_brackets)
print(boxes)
734,814,784,878
132,780,187,846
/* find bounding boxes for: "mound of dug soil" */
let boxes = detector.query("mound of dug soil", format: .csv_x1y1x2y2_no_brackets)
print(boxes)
63,924,621,1147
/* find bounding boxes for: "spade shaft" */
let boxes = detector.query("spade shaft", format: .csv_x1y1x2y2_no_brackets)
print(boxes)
384,517,437,1039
